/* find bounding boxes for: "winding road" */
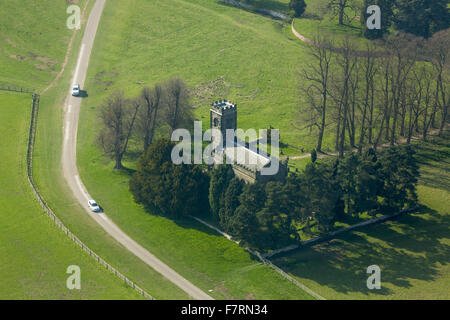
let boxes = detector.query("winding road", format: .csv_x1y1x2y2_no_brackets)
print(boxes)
62,0,213,300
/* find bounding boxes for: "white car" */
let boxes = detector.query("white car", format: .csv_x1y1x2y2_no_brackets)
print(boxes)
88,200,101,212
72,84,80,96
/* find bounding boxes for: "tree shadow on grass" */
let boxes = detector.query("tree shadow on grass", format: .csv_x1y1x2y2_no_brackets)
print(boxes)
119,166,136,176
138,200,224,239
218,0,289,20
137,201,261,262
123,149,143,163
273,205,450,297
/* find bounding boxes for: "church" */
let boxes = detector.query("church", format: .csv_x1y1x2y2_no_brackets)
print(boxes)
210,100,288,184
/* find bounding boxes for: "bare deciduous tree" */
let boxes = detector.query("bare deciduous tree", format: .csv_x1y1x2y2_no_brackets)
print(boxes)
358,43,378,152
135,84,163,151
328,0,357,25
330,37,358,157
299,34,334,152
428,30,450,137
97,91,139,169
163,78,193,135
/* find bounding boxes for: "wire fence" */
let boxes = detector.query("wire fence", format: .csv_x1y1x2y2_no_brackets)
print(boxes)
25,93,155,300
0,85,35,94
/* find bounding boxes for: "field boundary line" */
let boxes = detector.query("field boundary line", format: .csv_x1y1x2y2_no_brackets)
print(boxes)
264,207,417,259
25,93,155,300
0,85,35,94
190,216,325,300
254,251,326,300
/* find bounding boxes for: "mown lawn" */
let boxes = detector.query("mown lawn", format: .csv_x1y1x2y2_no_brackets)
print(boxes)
272,133,450,299
0,92,142,299
76,0,316,299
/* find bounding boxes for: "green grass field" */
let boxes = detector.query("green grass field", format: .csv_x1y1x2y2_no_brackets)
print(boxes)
1,0,190,299
0,0,78,90
0,91,142,299
80,0,323,153
76,0,316,299
272,133,450,299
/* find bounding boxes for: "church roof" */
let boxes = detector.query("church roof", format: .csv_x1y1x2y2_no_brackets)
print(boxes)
214,138,272,172
225,144,271,172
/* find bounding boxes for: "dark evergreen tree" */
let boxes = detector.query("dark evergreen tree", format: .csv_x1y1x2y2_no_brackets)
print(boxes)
283,173,307,227
257,182,294,248
330,159,345,220
355,152,380,216
394,0,450,38
311,148,317,163
230,205,260,247
301,163,337,233
362,0,394,39
377,145,419,213
230,183,266,247
129,138,210,219
208,164,234,221
289,0,307,17
337,153,361,216
219,178,243,233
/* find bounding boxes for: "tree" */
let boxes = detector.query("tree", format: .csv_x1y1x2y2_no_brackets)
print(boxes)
163,78,193,135
289,0,307,17
394,0,450,39
97,91,139,169
355,150,380,216
311,149,317,163
377,145,419,213
299,34,334,152
282,173,309,236
328,0,357,25
135,84,163,151
230,183,266,247
257,181,294,248
427,30,449,137
330,38,358,157
209,164,235,221
358,43,378,151
230,205,260,247
337,152,360,216
301,163,337,233
330,159,345,220
379,35,418,146
129,138,210,219
219,178,243,233
362,0,394,39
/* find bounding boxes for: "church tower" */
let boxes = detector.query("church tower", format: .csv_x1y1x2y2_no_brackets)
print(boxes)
210,99,237,143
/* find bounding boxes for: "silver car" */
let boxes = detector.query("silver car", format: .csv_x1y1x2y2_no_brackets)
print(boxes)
72,84,80,96
88,200,100,212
